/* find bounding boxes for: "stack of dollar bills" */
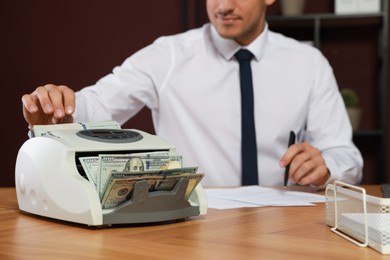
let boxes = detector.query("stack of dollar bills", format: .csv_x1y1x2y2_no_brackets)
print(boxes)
79,151,204,209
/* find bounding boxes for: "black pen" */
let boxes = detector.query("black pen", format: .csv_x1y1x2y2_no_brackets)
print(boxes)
284,131,296,188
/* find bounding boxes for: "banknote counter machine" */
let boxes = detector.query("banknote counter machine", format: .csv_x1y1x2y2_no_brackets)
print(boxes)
15,123,207,226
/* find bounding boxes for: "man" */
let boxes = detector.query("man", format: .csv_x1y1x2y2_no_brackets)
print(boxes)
21,0,363,188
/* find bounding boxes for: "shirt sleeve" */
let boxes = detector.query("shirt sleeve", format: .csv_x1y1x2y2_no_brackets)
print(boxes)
305,50,363,188
73,39,172,125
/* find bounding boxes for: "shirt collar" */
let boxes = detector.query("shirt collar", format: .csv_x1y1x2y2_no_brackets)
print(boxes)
210,23,269,62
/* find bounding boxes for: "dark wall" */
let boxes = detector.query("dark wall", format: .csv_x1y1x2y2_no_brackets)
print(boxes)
2,0,390,186
1,0,184,186
266,1,389,184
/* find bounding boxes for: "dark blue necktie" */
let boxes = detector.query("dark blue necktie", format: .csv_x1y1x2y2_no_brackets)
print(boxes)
235,49,258,185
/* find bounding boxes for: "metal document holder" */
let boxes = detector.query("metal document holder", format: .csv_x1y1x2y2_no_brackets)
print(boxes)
326,181,390,254
15,127,207,226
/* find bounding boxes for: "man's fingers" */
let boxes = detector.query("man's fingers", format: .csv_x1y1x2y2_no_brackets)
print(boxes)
296,164,329,186
21,84,76,127
35,84,75,118
21,94,39,113
279,143,304,167
287,143,329,186
57,85,75,115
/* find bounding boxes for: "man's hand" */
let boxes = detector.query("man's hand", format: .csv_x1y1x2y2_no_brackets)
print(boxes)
21,84,75,127
279,142,330,186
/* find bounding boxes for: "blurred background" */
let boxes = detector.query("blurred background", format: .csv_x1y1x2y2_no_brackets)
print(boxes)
2,0,389,186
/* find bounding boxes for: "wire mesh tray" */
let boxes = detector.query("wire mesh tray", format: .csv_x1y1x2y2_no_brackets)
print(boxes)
325,181,390,254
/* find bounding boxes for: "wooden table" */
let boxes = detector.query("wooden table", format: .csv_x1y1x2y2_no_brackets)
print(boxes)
0,186,388,259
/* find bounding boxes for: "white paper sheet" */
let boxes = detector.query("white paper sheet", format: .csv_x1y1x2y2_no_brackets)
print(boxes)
205,186,325,209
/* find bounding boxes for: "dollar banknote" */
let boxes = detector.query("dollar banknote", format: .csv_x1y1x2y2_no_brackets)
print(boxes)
101,174,162,209
100,166,198,196
97,153,183,199
79,156,100,188
154,173,204,199
101,167,202,209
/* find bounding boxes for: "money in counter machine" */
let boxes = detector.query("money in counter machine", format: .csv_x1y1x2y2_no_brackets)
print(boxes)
15,122,207,226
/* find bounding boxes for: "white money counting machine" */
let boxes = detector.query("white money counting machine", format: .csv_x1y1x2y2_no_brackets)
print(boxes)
15,121,207,226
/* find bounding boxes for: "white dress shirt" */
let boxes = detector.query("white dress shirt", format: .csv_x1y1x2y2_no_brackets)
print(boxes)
74,23,363,187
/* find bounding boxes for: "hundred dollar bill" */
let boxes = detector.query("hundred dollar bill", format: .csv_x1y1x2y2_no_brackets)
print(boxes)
78,153,170,191
154,173,204,199
100,167,201,209
146,166,199,176
129,151,170,157
127,151,183,170
97,153,182,199
79,156,100,188
184,173,204,199
78,153,173,191
101,166,198,196
101,179,135,209
101,174,162,209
